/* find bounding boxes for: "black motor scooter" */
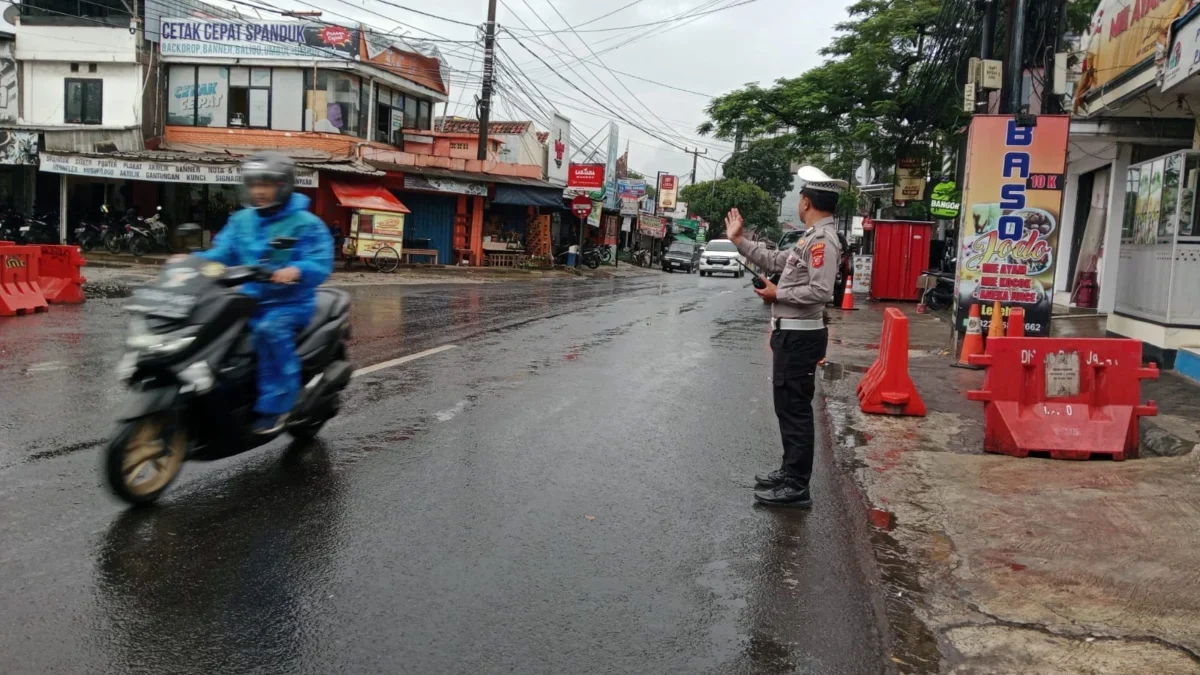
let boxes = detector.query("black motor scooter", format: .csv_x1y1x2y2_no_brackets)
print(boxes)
104,230,353,505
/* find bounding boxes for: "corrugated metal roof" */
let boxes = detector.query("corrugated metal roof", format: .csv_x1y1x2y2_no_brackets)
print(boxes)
366,161,559,189
434,117,533,136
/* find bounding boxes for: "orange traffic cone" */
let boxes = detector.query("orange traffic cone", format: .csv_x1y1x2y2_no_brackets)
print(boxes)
987,300,1005,339
841,276,855,310
953,303,985,369
1006,307,1025,337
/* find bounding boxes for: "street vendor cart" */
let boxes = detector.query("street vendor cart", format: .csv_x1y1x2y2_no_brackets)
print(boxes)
331,182,411,273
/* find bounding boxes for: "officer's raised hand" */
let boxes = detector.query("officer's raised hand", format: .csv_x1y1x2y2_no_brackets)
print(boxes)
725,208,744,244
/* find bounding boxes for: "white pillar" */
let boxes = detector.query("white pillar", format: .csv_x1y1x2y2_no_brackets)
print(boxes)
58,174,68,243
1097,143,1132,314
1055,171,1081,297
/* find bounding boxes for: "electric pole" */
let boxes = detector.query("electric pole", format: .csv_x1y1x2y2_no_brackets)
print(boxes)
685,147,707,186
975,0,998,114
1003,0,1028,115
476,0,498,161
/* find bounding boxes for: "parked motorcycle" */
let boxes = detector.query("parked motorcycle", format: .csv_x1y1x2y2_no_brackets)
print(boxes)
75,218,109,252
104,229,353,505
123,206,177,257
99,205,130,254
920,255,957,311
580,246,602,269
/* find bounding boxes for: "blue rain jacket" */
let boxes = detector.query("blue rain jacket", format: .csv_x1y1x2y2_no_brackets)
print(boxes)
199,193,334,307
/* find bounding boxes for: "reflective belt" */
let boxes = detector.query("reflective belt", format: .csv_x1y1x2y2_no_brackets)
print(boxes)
772,317,824,331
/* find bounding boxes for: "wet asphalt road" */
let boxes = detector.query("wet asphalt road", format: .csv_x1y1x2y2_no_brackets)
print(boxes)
0,273,885,674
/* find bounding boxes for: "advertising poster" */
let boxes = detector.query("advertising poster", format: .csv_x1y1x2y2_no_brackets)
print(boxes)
658,174,678,210
852,255,873,293
587,200,602,227
619,195,640,216
955,115,1069,337
547,113,570,185
617,178,646,197
1075,0,1188,102
603,122,620,210
638,215,667,238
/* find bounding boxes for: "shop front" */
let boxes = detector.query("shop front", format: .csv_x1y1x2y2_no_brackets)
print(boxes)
480,182,562,266
1109,150,1200,366
37,151,323,244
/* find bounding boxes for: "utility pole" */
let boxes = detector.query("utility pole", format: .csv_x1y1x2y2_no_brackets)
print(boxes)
476,0,498,161
998,0,1027,114
975,0,998,113
685,147,707,186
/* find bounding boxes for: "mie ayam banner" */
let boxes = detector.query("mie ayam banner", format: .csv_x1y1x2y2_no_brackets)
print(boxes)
954,115,1069,337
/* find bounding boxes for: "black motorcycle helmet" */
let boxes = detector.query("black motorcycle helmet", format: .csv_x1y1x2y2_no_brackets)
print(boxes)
239,151,295,211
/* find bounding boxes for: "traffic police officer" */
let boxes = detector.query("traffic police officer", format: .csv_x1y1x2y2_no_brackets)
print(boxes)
726,166,845,508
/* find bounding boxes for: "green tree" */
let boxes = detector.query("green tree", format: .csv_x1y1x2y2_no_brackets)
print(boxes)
1066,0,1101,34
722,140,794,202
680,179,777,240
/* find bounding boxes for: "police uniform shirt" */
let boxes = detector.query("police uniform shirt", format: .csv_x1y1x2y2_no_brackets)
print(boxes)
735,216,841,320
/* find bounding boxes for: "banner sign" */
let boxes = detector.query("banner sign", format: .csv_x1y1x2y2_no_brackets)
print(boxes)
638,214,666,238
617,178,646,197
547,113,570,185
0,131,38,166
39,152,318,187
1077,0,1187,101
603,122,620,210
955,115,1069,337
619,195,640,216
894,157,927,202
404,173,487,196
587,200,602,227
1163,8,1200,91
161,18,359,61
658,174,678,210
568,163,605,189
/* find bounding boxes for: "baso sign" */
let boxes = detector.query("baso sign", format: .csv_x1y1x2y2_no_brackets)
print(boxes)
39,152,319,187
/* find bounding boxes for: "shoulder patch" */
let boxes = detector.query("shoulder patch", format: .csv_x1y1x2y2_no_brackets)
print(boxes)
810,242,826,269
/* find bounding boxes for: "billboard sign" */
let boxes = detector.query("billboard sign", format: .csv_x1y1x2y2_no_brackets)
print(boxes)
568,163,605,189
547,113,571,185
638,214,667,238
620,195,640,216
955,115,1069,337
1077,0,1188,102
617,178,646,197
161,18,359,60
894,157,927,202
658,174,678,210
1163,8,1200,92
603,122,620,210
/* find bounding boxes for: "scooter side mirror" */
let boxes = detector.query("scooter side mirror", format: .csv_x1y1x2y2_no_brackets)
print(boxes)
271,237,298,250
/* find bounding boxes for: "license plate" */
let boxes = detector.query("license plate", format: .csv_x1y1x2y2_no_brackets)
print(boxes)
127,288,196,319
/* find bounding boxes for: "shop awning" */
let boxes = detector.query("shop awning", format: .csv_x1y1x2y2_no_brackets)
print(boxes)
331,182,411,213
492,183,563,207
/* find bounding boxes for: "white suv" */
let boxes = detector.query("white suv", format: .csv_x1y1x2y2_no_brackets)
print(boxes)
698,239,746,277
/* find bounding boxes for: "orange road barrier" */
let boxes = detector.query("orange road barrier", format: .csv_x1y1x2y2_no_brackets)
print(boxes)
0,245,49,316
856,307,926,416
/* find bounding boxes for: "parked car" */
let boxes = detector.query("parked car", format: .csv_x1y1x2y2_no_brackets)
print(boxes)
661,240,700,273
698,238,746,277
775,229,851,302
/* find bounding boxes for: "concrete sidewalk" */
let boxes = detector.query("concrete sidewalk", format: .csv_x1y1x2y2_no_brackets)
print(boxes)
819,302,1200,674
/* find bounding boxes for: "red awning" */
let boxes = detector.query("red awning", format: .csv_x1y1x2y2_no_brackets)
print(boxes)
330,182,410,213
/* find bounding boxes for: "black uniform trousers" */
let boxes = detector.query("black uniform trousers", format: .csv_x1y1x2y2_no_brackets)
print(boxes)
770,327,828,488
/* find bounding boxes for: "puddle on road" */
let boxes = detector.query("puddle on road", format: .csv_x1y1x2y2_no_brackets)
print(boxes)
871,528,942,673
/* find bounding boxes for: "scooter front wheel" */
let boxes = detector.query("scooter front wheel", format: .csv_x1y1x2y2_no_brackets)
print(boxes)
104,414,187,505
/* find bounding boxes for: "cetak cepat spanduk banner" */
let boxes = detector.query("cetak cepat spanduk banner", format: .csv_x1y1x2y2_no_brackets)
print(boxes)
954,115,1069,337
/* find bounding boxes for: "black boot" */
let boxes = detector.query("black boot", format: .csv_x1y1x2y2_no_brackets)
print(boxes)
753,483,812,508
754,469,786,488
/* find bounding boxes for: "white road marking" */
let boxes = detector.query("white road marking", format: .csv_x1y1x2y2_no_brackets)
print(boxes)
434,399,470,422
351,345,457,378
25,361,65,373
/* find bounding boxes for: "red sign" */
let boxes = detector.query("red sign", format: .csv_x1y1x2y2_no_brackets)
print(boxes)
862,217,875,231
571,195,593,218
319,26,353,47
568,163,605,189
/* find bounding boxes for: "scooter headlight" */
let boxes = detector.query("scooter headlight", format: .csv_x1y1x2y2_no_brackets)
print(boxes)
126,319,197,354
178,361,214,393
116,352,137,382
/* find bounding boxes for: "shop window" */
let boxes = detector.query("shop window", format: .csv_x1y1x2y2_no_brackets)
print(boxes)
375,85,392,143
417,99,431,130
304,70,361,136
358,214,374,234
1123,167,1138,240
403,95,418,129
228,68,270,128
64,78,101,124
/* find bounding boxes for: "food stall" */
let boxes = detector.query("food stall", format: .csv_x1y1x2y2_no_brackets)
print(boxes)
331,183,411,270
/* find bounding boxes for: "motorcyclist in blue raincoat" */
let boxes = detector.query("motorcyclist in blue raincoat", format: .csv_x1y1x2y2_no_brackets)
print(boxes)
199,152,334,434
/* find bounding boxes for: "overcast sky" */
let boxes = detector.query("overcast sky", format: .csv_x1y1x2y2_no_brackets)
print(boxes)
234,0,851,177
207,0,851,187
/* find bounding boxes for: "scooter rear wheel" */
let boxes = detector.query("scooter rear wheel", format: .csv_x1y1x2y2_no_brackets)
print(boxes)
288,396,339,442
104,415,187,505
